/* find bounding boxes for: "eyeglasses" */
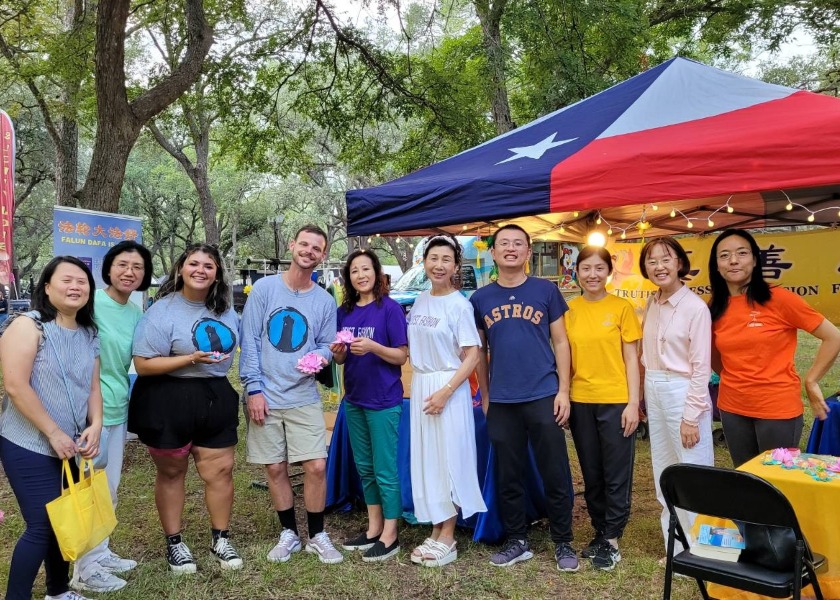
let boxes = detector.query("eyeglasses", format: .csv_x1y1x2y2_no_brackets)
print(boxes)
717,249,752,262
495,240,528,249
645,257,675,268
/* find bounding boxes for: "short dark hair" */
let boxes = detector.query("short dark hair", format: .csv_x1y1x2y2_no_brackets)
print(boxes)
32,256,97,330
492,224,531,247
294,224,328,245
101,241,153,291
422,234,463,289
157,244,231,315
639,236,691,280
340,250,388,312
576,246,613,274
708,229,770,321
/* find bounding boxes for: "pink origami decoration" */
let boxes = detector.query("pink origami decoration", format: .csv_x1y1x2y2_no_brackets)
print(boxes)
770,447,799,467
297,352,325,374
334,330,354,345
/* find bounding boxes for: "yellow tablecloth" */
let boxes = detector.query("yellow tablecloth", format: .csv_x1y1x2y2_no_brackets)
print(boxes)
702,454,840,600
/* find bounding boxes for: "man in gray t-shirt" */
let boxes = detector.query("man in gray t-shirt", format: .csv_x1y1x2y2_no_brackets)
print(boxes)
239,224,342,564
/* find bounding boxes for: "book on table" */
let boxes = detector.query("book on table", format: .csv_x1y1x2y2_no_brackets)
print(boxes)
689,524,745,562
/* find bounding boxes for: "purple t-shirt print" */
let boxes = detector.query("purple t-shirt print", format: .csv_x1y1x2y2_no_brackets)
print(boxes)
337,296,408,410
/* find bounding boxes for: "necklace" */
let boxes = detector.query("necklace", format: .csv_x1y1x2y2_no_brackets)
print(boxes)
653,288,687,357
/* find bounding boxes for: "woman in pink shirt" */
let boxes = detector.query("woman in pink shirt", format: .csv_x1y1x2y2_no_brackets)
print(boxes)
639,237,714,556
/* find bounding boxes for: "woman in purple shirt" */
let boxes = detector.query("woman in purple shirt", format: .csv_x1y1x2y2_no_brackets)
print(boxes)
330,250,408,562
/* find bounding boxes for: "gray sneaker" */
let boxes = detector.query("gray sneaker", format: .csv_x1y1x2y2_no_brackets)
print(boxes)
97,549,137,573
555,542,580,573
489,538,534,567
267,528,302,563
305,531,344,564
70,567,127,592
45,593,92,600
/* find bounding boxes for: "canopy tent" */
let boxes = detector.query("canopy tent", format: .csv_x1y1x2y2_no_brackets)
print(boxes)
346,58,840,241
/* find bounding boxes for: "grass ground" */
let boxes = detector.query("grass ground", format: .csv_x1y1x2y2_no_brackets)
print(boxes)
1,332,838,599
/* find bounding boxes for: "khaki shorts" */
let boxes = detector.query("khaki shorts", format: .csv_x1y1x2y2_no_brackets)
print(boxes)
245,403,327,464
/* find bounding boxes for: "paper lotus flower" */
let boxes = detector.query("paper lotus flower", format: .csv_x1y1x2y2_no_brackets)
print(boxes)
296,352,325,375
243,285,253,295
334,330,354,345
771,447,799,467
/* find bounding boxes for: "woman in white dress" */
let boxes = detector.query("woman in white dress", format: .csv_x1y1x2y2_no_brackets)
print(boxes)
408,234,486,567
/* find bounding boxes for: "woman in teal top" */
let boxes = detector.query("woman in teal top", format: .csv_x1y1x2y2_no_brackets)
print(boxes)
73,241,153,594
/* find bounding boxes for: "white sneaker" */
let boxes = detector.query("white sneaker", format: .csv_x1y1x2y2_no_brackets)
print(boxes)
98,549,138,573
267,528,301,563
212,536,244,570
70,567,127,593
305,531,344,564
45,593,91,600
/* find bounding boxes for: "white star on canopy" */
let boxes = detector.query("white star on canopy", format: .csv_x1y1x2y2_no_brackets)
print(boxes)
495,133,578,165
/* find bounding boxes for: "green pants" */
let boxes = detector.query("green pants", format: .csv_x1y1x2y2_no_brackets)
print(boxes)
345,402,402,520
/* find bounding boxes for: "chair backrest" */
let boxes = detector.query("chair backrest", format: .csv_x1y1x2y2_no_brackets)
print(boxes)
660,464,804,534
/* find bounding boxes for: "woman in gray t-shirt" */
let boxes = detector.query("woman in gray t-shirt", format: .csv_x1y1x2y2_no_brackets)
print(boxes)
0,256,103,600
129,243,241,574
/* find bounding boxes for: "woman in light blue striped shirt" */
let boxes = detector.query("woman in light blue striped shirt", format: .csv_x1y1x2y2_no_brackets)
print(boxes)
0,256,103,600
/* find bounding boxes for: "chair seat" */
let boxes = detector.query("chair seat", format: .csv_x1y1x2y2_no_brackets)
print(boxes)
672,550,826,597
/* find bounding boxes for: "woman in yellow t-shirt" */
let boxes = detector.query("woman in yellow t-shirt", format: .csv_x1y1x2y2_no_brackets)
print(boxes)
565,246,641,572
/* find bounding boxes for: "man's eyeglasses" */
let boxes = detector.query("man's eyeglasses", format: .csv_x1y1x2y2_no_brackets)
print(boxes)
495,240,528,249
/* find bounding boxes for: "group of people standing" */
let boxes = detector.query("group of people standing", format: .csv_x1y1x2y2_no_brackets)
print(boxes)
1,221,838,599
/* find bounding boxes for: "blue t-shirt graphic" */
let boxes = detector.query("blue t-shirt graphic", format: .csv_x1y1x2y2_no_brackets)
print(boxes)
470,277,568,403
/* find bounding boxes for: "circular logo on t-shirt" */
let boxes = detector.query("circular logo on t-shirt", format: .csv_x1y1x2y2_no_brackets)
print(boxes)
267,307,309,353
191,318,237,354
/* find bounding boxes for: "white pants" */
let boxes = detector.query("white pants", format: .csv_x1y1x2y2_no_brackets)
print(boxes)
74,422,128,577
645,371,714,552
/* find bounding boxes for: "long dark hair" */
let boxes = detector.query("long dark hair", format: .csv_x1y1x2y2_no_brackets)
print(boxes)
708,229,770,321
32,256,97,330
340,249,387,313
158,244,231,315
101,240,154,291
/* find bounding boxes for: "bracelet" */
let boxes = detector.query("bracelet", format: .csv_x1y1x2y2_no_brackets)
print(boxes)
681,418,699,427
190,357,196,365
445,382,454,391
247,390,263,396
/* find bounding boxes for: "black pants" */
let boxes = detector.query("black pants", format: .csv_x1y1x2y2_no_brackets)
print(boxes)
486,395,574,544
569,402,635,541
719,410,804,468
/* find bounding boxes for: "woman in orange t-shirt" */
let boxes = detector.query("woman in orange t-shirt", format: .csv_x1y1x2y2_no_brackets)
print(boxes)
708,229,840,467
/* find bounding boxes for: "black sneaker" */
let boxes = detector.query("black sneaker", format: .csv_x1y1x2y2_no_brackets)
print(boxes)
166,540,197,574
489,538,534,567
212,536,243,570
342,531,379,551
580,533,605,559
362,539,400,562
591,540,621,571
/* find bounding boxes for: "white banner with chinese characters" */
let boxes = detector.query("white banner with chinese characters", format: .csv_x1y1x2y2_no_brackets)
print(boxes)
606,228,840,324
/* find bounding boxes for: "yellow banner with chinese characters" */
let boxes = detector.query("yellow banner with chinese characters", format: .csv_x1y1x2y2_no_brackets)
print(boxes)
605,228,840,324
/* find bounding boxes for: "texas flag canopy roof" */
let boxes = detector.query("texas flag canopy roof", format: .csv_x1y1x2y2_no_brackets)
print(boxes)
346,57,840,240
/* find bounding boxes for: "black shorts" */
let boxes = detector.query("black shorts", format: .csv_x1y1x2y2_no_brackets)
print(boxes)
128,375,239,449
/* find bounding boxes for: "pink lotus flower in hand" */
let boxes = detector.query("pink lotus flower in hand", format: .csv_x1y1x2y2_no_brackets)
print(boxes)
297,352,326,375
334,330,354,345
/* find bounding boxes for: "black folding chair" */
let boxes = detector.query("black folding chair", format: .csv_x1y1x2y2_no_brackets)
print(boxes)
660,464,825,600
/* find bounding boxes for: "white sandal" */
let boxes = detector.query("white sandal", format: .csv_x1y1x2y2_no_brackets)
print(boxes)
421,539,458,567
411,538,435,564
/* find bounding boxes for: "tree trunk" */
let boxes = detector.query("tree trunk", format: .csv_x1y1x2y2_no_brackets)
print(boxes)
474,0,514,135
54,113,78,207
76,0,213,213
194,168,220,245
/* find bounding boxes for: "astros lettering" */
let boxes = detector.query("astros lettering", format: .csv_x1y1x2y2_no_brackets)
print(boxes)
483,303,543,328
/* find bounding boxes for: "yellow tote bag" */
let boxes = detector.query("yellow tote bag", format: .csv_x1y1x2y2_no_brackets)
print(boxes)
46,458,117,561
